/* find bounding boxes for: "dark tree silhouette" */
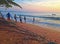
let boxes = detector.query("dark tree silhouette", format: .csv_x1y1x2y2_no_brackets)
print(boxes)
0,0,22,8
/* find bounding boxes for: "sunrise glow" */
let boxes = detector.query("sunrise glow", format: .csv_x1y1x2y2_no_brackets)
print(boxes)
14,0,60,12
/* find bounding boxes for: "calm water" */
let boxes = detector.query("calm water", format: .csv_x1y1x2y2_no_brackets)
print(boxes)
1,12,60,29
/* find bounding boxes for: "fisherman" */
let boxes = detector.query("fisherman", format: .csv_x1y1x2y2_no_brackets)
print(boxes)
24,16,26,23
19,15,22,23
0,12,4,19
14,14,17,22
33,17,35,23
6,12,11,20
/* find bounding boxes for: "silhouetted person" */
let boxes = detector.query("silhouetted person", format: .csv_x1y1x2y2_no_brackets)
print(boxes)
0,12,4,19
14,14,17,22
6,12,11,20
24,16,26,23
33,17,35,23
19,15,22,23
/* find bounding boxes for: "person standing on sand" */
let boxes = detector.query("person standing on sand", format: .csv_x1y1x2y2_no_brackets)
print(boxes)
14,14,17,22
33,17,35,23
24,16,26,23
19,15,22,23
6,12,11,20
0,12,4,19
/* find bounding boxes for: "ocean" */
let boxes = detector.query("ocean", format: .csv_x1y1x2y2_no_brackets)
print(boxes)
1,12,60,29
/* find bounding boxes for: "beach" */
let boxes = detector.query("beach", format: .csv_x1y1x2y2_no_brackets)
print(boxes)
16,22,60,43
0,17,60,44
0,0,60,44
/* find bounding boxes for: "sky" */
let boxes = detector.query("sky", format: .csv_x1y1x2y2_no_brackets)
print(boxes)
0,0,60,12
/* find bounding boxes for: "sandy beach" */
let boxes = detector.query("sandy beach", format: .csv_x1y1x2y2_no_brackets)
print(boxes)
16,22,60,43
0,0,60,44
0,18,60,44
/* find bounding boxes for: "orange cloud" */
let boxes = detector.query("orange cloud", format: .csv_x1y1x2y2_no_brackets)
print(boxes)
16,0,60,12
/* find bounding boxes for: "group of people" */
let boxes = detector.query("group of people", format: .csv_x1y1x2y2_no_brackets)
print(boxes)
0,12,35,23
6,12,26,23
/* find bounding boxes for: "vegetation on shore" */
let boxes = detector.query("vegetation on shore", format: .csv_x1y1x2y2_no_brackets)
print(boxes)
0,0,22,8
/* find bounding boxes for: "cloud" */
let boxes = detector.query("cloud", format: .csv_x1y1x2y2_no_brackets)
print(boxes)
1,0,60,12
21,0,60,2
18,0,60,12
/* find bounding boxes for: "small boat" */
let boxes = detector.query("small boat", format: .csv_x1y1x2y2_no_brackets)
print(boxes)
52,13,56,16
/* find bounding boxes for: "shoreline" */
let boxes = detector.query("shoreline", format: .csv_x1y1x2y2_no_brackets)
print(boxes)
34,23,60,32
0,18,60,44
16,22,60,33
22,22,60,32
16,22,60,43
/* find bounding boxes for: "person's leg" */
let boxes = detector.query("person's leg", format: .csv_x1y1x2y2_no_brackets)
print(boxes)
7,17,10,20
20,19,22,23
16,18,17,22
